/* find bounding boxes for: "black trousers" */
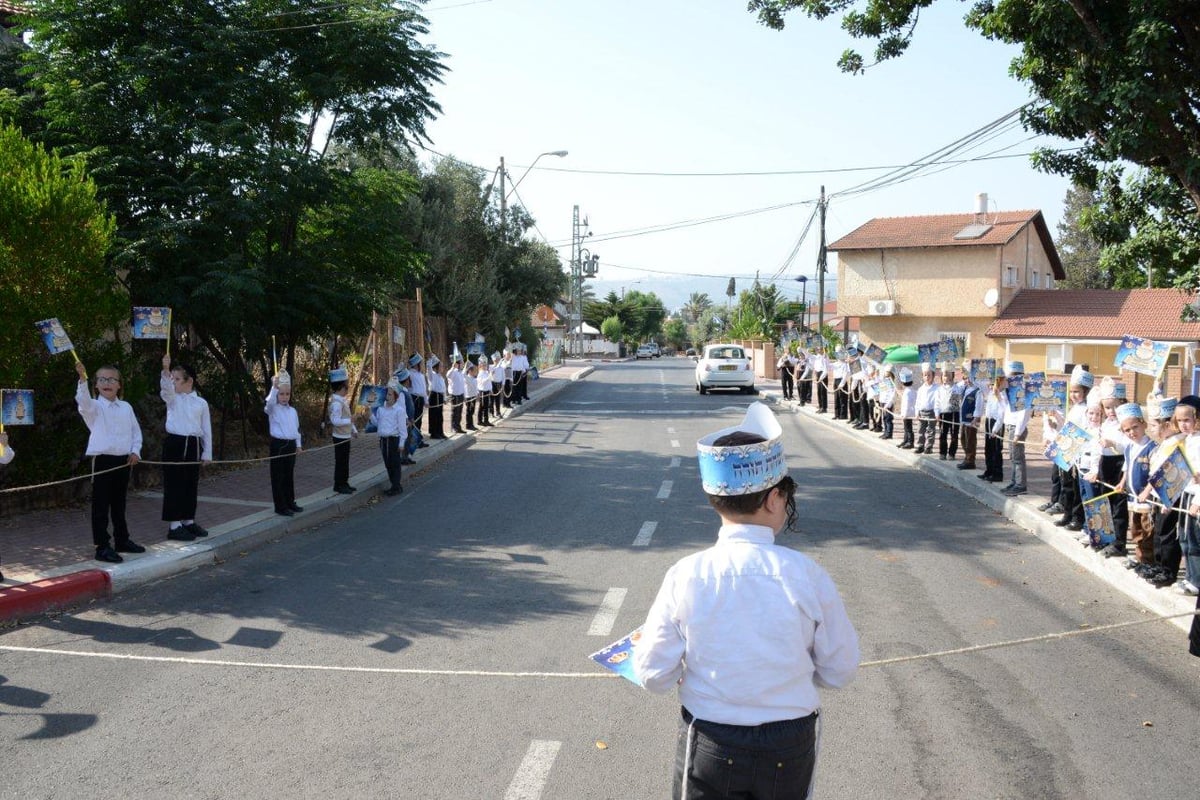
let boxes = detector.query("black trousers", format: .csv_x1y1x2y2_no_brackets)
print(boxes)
450,394,464,431
466,397,477,428
477,392,489,425
938,412,959,457
161,433,201,522
833,379,848,418
412,396,425,432
1099,454,1128,543
674,708,818,800
1153,508,1181,575
512,370,526,403
428,391,445,437
333,436,351,488
902,418,915,446
91,454,133,548
1049,458,1061,502
815,375,827,412
1060,467,1082,524
780,369,794,400
492,387,502,416
269,437,297,512
881,407,893,438
379,435,403,490
797,372,810,405
983,429,1004,477
502,378,512,407
1189,595,1200,657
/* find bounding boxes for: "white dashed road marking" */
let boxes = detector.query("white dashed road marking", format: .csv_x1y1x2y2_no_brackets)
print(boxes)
670,457,680,468
633,521,657,547
587,588,627,636
503,740,562,800
656,480,673,500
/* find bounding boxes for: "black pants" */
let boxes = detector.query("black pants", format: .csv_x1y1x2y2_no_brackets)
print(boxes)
938,412,959,457
798,373,810,405
902,418,915,446
428,391,445,438
1060,467,1083,524
492,387,502,416
983,428,1004,478
502,379,512,408
450,394,464,431
1099,454,1127,543
674,708,818,800
269,437,297,512
1189,595,1200,657
881,407,893,438
512,370,526,403
780,369,794,400
466,397,477,428
91,454,133,548
161,433,201,522
1154,508,1181,575
833,379,848,418
1049,458,1061,503
857,394,871,426
333,436,351,488
379,435,403,491
412,396,425,434
477,392,489,425
815,375,827,412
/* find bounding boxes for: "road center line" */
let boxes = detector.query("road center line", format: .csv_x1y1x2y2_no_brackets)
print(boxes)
669,457,680,468
667,427,676,433
503,740,562,800
587,588,627,636
633,521,657,547
656,480,673,500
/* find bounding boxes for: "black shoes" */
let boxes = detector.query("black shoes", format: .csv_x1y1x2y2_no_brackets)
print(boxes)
1099,544,1125,558
418,442,429,448
115,540,146,554
956,463,975,470
431,435,448,440
400,457,416,465
384,486,403,496
167,526,196,542
95,546,124,563
187,523,208,538
334,485,356,495
276,508,295,517
289,503,303,513
1004,486,1028,496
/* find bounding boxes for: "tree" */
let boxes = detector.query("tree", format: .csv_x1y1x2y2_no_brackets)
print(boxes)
749,2,1200,215
1056,183,1109,289
662,318,688,351
681,292,712,323
0,123,121,481
600,315,623,343
23,1,445,428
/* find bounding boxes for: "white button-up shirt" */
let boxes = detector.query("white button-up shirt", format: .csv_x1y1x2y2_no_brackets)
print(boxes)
446,366,466,396
408,371,428,400
264,387,301,448
429,371,447,394
77,380,143,457
160,374,213,460
372,401,409,438
634,523,859,726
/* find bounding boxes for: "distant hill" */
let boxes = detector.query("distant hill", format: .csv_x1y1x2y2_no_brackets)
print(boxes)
586,275,834,316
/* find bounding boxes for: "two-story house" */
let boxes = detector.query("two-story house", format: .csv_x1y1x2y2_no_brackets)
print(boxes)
829,200,1065,360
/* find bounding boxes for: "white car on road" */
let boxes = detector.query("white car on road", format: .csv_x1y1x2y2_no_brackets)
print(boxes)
695,343,755,394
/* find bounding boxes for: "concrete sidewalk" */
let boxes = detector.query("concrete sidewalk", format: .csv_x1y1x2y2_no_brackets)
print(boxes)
758,385,1197,633
0,364,594,619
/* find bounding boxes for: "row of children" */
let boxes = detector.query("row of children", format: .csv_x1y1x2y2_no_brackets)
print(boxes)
34,344,528,570
1042,366,1200,596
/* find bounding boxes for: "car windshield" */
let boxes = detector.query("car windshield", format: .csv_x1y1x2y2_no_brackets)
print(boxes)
707,348,743,360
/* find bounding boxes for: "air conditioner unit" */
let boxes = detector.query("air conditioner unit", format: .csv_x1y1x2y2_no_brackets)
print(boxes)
868,299,896,316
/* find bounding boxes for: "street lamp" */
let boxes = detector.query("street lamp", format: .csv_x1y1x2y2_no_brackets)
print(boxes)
795,275,808,330
506,150,568,200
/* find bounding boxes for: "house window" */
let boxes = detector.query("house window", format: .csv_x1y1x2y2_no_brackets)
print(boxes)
1030,269,1039,288
1003,265,1017,287
1044,273,1053,289
1047,344,1074,372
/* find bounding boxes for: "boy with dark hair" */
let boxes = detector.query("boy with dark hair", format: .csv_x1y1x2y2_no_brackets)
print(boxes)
160,354,212,540
634,403,859,800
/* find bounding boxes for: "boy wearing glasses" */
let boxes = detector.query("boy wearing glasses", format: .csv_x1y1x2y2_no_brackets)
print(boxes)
76,360,144,563
634,403,860,800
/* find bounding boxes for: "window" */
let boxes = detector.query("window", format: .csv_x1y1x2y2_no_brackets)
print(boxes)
1048,344,1074,372
1044,273,1053,289
1030,269,1039,288
1003,265,1017,287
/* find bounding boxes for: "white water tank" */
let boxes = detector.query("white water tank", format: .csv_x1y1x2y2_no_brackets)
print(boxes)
975,192,989,215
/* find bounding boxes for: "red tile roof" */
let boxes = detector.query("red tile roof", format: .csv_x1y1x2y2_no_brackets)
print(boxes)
0,2,27,16
986,289,1200,342
828,210,1064,277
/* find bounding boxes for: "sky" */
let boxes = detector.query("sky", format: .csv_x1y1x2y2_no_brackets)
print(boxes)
416,0,1075,313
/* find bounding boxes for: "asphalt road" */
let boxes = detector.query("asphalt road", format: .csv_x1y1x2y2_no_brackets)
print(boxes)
2,358,1198,799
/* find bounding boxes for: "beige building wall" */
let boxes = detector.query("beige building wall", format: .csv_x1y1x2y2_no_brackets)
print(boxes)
838,248,1001,319
998,226,1058,307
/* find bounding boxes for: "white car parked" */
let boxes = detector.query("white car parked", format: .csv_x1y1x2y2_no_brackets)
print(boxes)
695,343,755,394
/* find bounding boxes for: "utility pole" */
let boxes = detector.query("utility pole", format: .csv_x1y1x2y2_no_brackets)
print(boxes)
499,156,506,241
817,185,827,343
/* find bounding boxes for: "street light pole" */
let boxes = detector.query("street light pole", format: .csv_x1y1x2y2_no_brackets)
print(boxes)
499,150,567,241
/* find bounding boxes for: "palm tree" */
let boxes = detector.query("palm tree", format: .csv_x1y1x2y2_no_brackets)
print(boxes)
681,292,712,323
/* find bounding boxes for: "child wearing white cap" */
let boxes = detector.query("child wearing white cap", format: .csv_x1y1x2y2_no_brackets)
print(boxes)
427,355,447,440
897,367,917,449
634,403,859,799
913,363,937,454
265,370,302,516
1106,403,1155,559
328,366,358,494
980,375,1007,482
998,361,1032,495
372,380,409,496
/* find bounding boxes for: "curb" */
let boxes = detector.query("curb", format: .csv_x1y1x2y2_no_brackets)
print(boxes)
759,390,1197,633
0,570,111,620
0,369,587,622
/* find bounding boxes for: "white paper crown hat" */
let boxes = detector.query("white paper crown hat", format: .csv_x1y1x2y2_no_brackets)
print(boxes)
1116,402,1143,422
276,369,292,387
696,402,788,496
328,366,348,383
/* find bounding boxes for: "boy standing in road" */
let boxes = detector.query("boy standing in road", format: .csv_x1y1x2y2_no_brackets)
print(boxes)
634,402,860,800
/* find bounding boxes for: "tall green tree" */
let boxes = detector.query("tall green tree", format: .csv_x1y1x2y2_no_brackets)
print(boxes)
23,0,444,421
681,292,712,323
1056,183,1109,289
749,2,1200,220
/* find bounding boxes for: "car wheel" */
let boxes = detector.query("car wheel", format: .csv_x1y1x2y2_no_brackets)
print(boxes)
699,384,708,395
